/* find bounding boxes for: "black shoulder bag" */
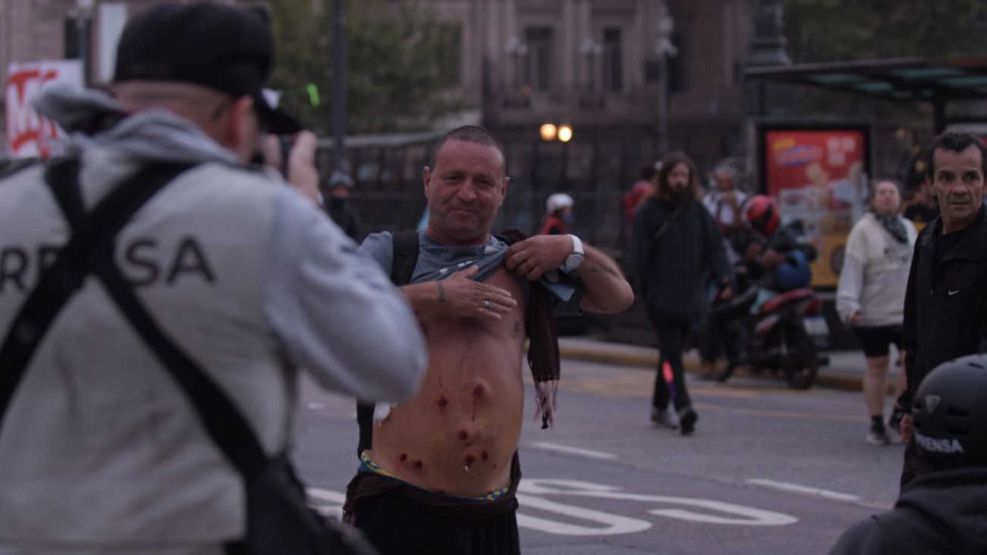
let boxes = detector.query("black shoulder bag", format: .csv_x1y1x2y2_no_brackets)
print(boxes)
0,159,375,555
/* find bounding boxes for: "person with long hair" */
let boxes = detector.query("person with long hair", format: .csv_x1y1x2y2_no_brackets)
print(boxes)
837,179,916,445
630,151,732,435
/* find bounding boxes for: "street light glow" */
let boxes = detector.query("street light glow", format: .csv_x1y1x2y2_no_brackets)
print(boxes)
558,125,573,143
540,123,558,142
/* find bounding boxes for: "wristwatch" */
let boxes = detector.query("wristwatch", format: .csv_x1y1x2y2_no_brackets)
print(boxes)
560,234,585,273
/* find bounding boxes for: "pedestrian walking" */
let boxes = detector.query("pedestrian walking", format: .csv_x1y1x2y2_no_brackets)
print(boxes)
898,131,987,488
622,165,658,250
698,162,749,379
0,4,426,554
631,151,732,435
836,179,916,445
344,125,633,555
703,161,748,264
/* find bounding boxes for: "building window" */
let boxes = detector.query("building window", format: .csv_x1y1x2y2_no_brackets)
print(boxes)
602,28,622,92
524,26,553,91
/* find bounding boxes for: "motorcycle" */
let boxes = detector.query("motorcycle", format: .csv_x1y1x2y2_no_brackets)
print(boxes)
712,232,830,389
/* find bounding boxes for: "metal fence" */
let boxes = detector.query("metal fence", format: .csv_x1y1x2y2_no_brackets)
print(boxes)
321,127,662,257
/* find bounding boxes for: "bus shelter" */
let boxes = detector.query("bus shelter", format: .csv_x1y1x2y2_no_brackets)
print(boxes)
746,57,987,133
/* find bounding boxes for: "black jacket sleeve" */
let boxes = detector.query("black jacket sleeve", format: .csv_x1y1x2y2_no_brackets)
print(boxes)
629,202,652,292
899,234,922,411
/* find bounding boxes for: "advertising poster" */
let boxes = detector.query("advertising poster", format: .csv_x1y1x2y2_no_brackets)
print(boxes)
762,128,869,288
5,60,82,159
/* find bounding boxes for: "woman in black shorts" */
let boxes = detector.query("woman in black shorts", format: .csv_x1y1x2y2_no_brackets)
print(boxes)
836,180,917,445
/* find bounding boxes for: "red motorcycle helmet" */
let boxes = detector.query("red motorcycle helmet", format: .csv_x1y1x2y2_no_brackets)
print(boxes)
744,195,780,236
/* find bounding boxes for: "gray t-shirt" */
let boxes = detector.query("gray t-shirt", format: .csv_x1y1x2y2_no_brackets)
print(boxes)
359,231,576,301
359,231,509,284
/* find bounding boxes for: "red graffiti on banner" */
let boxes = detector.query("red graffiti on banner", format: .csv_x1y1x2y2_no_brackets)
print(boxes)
5,62,74,158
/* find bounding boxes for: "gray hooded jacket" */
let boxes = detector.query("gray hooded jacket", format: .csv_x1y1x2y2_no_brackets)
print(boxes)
0,85,426,554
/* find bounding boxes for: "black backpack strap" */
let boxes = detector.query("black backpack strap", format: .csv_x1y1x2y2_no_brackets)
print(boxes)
0,159,192,438
389,230,420,285
93,246,268,479
0,158,273,483
0,157,41,182
356,230,420,456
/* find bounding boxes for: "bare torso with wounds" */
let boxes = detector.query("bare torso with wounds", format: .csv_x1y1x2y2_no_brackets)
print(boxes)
369,266,525,497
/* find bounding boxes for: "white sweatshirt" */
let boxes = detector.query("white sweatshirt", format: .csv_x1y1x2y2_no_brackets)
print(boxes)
836,212,917,327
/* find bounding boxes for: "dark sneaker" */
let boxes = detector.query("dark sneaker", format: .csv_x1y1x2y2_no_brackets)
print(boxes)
866,426,891,446
678,407,698,436
650,407,679,429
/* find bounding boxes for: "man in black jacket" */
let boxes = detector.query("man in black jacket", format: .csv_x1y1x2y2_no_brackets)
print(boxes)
631,151,731,435
898,131,987,487
830,354,987,555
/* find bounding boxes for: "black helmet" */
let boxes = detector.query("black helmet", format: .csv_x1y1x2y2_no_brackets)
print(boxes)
912,354,987,465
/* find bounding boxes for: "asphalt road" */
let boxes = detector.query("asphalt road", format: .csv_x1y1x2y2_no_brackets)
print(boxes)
293,357,904,555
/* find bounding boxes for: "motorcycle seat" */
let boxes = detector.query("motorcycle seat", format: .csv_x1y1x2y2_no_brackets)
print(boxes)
759,287,815,315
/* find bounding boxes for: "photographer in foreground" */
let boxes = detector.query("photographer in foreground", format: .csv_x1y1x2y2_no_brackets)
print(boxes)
0,3,424,554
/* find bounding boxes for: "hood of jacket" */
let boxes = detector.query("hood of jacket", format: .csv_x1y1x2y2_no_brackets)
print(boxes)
890,467,987,552
33,83,238,166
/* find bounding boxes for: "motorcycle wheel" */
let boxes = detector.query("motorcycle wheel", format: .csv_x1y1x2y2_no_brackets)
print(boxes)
782,320,818,390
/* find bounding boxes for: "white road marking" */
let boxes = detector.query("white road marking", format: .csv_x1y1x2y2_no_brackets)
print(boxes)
528,441,617,460
307,487,346,519
745,479,860,502
520,479,797,527
516,494,652,536
306,479,798,537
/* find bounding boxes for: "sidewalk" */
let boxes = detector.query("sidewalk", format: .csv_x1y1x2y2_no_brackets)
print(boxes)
558,335,867,391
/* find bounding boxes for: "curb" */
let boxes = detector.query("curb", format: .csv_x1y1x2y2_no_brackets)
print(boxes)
558,341,862,392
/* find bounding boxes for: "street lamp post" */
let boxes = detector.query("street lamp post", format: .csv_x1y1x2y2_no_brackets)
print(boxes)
76,0,94,85
655,4,677,155
330,0,348,175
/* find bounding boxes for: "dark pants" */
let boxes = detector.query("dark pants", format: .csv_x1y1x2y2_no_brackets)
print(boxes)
648,311,693,412
352,490,521,555
699,310,744,365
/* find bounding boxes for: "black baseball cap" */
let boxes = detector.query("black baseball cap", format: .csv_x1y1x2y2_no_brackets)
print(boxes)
113,2,300,134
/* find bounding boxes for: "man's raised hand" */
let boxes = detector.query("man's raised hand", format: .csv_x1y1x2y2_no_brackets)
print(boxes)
504,235,570,280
